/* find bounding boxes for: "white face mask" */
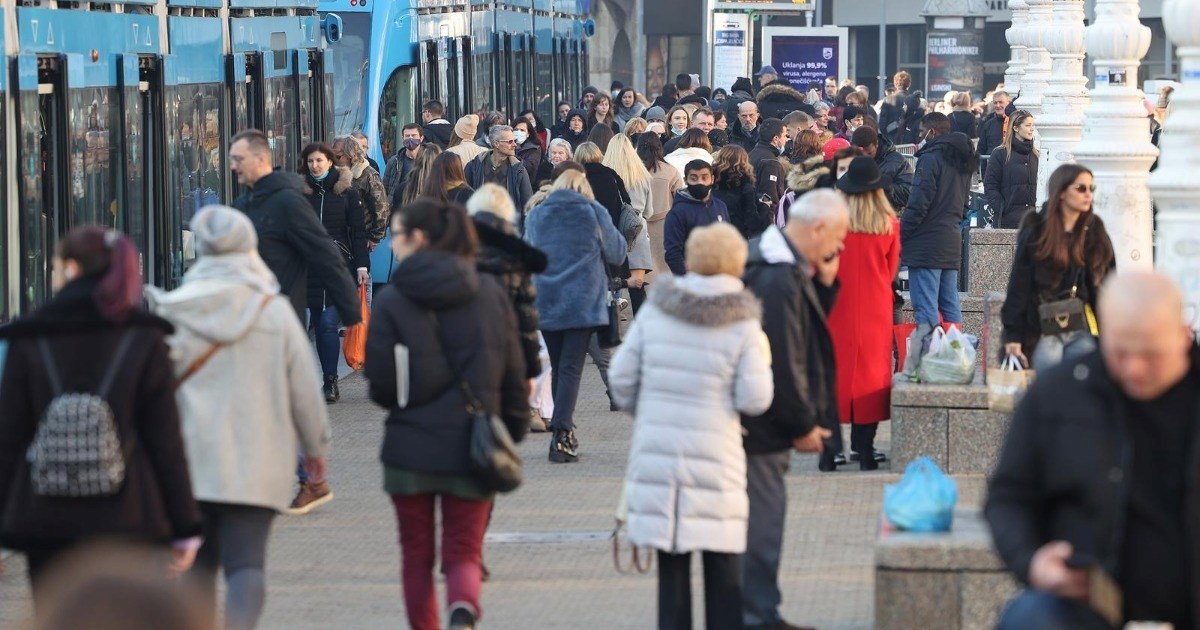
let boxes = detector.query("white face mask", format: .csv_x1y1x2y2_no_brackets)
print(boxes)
514,130,528,145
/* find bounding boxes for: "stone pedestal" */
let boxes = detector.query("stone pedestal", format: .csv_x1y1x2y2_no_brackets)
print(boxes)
1149,0,1200,331
891,381,1011,475
1072,0,1158,270
1035,0,1089,205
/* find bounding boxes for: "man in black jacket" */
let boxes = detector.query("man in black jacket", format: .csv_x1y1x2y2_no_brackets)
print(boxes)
420,99,454,148
986,273,1200,630
748,118,790,210
897,113,977,379
976,90,1010,178
230,130,362,327
852,126,914,211
464,125,534,215
741,189,847,630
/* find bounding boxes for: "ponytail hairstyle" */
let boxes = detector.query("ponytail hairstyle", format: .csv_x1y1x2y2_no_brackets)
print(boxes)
57,226,142,322
394,198,478,258
1001,110,1038,160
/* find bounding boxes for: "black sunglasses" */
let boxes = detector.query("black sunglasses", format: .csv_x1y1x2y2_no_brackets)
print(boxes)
1072,184,1096,193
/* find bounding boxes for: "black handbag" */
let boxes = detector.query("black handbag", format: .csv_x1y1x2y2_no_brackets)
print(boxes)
1037,268,1088,336
428,313,523,493
597,289,623,348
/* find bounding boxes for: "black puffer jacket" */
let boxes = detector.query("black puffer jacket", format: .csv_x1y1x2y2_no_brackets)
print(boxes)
715,177,771,239
984,139,1039,229
948,110,978,138
583,162,632,279
474,211,549,379
878,90,908,142
901,132,978,269
0,279,203,551
977,113,1006,172
875,134,914,211
233,170,362,325
302,167,370,314
755,82,814,121
364,250,528,476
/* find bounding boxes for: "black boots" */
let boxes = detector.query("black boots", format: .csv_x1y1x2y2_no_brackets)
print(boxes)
323,375,339,403
549,429,579,463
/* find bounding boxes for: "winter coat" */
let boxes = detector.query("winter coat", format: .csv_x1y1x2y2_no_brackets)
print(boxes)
748,142,789,207
663,147,713,181
722,81,756,121
878,91,908,143
949,110,978,139
741,226,840,454
524,189,627,331
664,190,730,275
446,141,487,169
383,151,419,206
876,136,915,211
233,170,361,325
347,159,389,245
0,279,203,551
647,161,685,277
364,250,528,479
901,133,978,269
583,162,634,278
474,211,549,379
611,274,773,554
145,261,330,513
977,113,1006,165
756,83,813,121
423,120,454,148
624,179,656,272
777,156,833,226
615,103,646,131
985,342,1200,611
555,111,590,149
448,184,475,206
984,139,1039,229
715,177,771,240
464,151,534,217
828,219,902,424
301,167,370,314
729,122,760,151
1000,211,1115,359
516,139,544,188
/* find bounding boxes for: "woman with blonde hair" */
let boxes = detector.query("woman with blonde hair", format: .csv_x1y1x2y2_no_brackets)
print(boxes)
984,109,1038,228
623,117,648,138
603,134,655,311
609,221,772,628
827,156,901,471
948,91,978,138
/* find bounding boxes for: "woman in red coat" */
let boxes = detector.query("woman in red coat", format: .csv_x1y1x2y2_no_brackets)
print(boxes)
829,157,901,471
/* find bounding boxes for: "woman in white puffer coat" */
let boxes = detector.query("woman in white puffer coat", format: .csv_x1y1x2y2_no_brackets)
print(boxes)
609,222,773,630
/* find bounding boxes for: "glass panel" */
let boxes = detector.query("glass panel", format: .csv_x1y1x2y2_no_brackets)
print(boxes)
329,12,370,136
264,74,299,171
379,66,415,161
535,44,553,119
166,82,224,287
18,88,59,310
298,56,314,148
123,81,148,264
474,51,492,113
69,87,121,229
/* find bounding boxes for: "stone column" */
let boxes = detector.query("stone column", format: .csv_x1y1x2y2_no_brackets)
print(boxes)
1035,0,1089,205
1073,0,1157,270
1017,0,1052,116
1148,0,1200,330
1003,0,1030,94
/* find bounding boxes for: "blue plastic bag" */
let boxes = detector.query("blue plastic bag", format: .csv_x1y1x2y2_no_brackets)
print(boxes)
883,456,958,532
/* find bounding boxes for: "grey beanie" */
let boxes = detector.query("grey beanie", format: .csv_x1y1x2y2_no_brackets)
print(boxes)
645,106,667,122
192,205,258,256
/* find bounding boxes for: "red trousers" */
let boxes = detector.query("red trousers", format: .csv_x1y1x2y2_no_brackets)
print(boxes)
390,493,491,630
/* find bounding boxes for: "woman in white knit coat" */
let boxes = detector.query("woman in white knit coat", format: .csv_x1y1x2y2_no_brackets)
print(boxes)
610,222,773,630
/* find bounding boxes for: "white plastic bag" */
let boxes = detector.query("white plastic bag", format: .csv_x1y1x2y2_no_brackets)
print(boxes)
918,327,976,384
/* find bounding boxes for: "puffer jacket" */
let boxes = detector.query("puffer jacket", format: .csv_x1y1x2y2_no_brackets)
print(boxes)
474,211,549,379
901,132,978,269
301,166,369,313
875,134,914,211
610,273,773,554
756,82,814,121
984,138,1039,229
714,177,771,240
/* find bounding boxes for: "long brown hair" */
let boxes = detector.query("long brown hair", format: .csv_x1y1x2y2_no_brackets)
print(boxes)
420,152,468,202
1032,164,1113,280
712,145,755,189
398,143,443,206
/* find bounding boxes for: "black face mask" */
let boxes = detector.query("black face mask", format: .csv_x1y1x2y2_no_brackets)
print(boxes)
687,183,711,199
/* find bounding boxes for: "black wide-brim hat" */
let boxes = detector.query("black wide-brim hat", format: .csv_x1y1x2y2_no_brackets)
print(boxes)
837,155,892,194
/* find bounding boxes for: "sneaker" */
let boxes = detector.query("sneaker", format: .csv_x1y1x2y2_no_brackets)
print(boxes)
833,453,848,467
287,481,333,515
447,602,478,630
549,429,579,463
849,449,888,463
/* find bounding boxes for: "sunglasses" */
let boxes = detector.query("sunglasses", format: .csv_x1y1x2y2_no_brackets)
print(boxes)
1072,184,1096,193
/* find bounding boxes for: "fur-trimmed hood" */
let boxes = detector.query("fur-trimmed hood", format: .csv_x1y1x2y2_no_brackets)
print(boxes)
649,274,761,327
302,165,353,195
756,83,805,103
786,154,831,193
348,159,373,179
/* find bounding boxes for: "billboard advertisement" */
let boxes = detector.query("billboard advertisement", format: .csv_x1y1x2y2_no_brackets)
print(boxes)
711,13,750,92
760,27,849,92
926,30,984,100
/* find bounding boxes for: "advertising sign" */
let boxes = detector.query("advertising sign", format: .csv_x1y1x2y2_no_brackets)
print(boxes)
926,30,983,100
711,13,750,92
761,27,849,92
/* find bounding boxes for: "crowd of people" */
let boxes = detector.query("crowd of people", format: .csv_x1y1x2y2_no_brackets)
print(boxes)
0,64,1193,630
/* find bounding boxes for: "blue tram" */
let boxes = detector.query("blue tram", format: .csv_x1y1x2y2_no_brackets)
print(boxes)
0,0,344,320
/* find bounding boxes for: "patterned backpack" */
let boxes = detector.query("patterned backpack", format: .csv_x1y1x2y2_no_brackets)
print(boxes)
26,331,136,497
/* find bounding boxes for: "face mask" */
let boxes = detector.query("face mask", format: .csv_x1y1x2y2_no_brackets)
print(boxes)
403,138,421,151
687,183,710,199
514,130,529,145
671,126,685,136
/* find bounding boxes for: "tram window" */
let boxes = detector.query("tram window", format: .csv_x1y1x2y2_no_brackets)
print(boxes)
166,83,224,286
535,48,553,120
473,52,492,113
18,87,55,310
271,34,288,70
379,66,415,161
329,12,370,136
68,87,121,230
264,75,299,170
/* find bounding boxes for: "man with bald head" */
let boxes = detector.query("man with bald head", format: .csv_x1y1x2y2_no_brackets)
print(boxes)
731,100,761,150
986,272,1200,630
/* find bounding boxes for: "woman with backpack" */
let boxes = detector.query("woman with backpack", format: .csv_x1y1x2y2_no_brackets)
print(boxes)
146,206,330,630
0,227,203,597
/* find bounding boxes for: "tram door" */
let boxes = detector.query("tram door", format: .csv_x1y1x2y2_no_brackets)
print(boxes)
260,51,300,174
307,48,335,145
418,40,440,116
14,54,72,311
227,52,260,201
120,54,165,284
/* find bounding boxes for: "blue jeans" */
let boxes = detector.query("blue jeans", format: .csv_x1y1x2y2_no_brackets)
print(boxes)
908,268,962,326
308,305,341,379
1032,331,1096,372
997,590,1112,630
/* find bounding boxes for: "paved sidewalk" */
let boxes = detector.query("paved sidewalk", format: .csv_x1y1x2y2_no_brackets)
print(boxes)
0,365,912,629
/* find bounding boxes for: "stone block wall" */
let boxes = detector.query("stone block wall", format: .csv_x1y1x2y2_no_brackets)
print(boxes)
891,382,1011,475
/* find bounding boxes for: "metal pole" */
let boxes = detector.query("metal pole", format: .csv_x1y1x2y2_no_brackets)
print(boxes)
879,0,887,101
702,0,713,87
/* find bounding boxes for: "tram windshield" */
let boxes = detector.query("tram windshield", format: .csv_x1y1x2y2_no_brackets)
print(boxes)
330,12,371,136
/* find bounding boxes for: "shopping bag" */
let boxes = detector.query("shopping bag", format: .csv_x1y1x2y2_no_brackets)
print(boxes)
917,327,976,384
893,323,916,373
342,284,370,371
883,456,958,532
987,354,1034,413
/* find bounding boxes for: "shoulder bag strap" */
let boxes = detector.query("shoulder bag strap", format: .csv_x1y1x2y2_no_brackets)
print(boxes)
96,329,138,398
424,310,485,413
36,338,64,397
177,294,275,389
